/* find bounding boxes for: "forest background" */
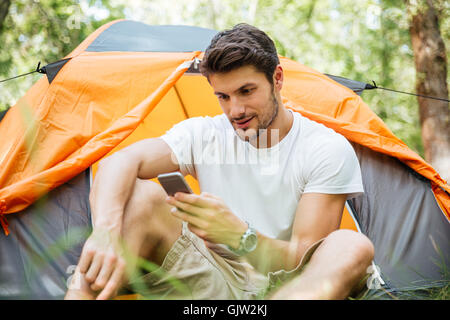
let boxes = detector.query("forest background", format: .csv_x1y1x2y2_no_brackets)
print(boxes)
0,0,448,180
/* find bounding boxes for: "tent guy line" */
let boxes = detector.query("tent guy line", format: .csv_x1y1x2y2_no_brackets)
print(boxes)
367,80,450,103
0,61,46,83
1,60,449,103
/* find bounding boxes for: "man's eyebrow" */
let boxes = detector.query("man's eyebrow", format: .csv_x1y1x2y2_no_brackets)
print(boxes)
214,83,257,96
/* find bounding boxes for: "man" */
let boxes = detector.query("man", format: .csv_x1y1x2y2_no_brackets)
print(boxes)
65,23,374,300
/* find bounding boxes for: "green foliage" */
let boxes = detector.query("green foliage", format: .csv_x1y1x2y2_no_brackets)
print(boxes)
2,0,447,157
0,0,125,111
426,282,450,300
117,0,429,156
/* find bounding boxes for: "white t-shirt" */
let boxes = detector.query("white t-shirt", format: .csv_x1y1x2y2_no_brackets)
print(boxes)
160,109,363,240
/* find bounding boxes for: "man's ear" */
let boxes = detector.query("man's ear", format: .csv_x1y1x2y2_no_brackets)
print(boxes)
273,64,284,91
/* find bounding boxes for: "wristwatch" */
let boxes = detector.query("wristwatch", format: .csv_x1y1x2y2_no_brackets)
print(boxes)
228,221,258,256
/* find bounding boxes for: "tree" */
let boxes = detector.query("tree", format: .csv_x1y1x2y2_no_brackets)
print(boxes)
407,0,449,182
0,0,125,111
0,0,11,32
4,0,445,165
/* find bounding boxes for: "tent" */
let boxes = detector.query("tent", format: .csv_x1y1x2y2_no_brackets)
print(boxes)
0,20,448,299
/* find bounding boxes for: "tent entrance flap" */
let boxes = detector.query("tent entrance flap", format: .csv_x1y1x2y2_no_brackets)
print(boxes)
0,53,199,217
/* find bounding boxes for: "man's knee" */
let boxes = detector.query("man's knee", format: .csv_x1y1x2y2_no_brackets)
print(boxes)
125,179,169,221
323,229,374,271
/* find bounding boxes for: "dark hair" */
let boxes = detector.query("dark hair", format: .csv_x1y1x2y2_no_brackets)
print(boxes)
200,23,280,85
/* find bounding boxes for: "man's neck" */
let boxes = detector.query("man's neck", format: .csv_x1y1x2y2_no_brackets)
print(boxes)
250,106,293,149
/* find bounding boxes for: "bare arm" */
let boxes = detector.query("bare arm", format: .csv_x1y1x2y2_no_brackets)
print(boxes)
90,137,179,232
165,191,347,275
69,138,178,299
245,193,346,274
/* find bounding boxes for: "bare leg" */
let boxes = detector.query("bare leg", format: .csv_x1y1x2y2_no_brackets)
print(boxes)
269,229,374,300
65,179,182,299
120,179,183,268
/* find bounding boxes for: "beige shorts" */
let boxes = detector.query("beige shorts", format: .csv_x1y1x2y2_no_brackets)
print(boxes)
127,222,324,300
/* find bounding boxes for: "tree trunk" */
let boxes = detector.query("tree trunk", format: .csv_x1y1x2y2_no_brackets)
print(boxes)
408,0,450,182
0,0,11,33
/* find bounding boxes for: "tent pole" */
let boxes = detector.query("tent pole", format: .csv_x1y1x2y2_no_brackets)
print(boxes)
173,84,190,119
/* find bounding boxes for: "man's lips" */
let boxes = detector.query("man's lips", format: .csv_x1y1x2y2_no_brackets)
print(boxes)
235,116,254,124
235,116,254,128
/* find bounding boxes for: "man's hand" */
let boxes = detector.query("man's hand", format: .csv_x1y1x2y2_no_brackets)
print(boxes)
166,192,247,249
77,228,127,300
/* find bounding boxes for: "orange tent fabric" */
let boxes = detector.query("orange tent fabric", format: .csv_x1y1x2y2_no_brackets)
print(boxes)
0,20,448,238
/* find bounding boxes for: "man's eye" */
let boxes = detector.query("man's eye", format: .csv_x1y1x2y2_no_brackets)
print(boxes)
242,88,253,95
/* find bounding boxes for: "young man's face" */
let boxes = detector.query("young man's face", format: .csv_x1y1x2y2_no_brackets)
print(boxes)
209,65,281,142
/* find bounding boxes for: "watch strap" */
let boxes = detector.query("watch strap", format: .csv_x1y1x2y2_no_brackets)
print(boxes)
227,221,256,256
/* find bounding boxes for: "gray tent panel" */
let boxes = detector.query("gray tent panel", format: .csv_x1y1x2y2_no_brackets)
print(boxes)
40,58,71,84
0,170,92,299
325,74,371,96
86,21,218,53
348,142,450,291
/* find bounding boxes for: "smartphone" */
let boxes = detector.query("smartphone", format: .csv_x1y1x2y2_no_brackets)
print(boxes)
157,172,193,196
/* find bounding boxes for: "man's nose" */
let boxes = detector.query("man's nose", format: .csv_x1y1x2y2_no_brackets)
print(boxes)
229,97,246,119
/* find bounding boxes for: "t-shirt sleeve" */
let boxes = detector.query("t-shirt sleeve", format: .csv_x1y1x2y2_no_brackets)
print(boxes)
302,134,364,199
159,118,202,177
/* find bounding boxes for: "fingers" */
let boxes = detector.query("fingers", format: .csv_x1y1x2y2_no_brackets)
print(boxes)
173,192,221,208
85,253,103,283
170,206,207,229
96,261,126,300
201,192,221,200
74,230,126,300
78,246,95,274
90,257,115,291
187,223,208,239
85,253,125,298
168,197,207,217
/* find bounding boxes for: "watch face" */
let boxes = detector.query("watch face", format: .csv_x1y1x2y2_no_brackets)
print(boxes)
243,233,258,252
